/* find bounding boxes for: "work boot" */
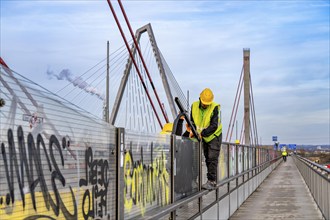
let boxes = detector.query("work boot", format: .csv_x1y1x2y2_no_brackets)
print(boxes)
202,180,216,190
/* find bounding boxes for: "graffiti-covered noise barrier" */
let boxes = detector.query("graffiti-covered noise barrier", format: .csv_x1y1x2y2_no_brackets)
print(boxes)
0,65,118,219
0,127,112,219
121,132,172,219
0,65,199,219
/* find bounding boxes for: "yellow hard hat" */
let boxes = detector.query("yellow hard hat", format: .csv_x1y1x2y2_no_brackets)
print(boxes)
160,123,173,134
200,88,214,105
235,140,240,144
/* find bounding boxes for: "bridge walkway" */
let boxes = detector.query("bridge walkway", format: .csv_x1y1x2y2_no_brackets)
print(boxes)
230,156,324,220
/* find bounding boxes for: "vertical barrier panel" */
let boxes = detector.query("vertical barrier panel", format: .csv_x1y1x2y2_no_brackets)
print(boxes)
249,147,253,172
0,66,117,219
263,149,266,165
253,147,256,171
244,146,248,172
256,147,258,170
238,145,243,174
123,131,171,219
260,148,263,167
229,144,236,177
267,149,270,164
260,148,263,168
218,143,228,181
174,136,200,219
173,136,199,200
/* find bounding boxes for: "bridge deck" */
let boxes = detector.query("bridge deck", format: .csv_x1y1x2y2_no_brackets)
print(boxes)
230,156,324,220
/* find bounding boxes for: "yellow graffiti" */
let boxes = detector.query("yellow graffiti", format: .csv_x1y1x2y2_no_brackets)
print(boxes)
123,150,170,216
124,151,133,211
0,188,96,220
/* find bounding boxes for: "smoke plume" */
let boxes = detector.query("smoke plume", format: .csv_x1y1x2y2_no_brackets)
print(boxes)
47,68,105,100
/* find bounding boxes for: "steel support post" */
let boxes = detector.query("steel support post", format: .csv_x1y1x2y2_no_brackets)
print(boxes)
198,141,203,216
170,135,176,220
116,128,125,219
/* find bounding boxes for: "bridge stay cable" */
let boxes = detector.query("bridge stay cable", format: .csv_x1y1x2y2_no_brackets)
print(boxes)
117,0,169,124
106,0,163,129
159,51,188,112
226,65,244,142
229,68,244,143
240,116,245,144
56,57,107,94
69,65,106,103
250,74,259,146
75,69,107,110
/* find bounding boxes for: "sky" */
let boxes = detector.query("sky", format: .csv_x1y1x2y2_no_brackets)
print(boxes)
1,0,329,145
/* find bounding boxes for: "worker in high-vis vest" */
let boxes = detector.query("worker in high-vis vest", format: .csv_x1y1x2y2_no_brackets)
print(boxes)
282,148,288,162
190,88,222,190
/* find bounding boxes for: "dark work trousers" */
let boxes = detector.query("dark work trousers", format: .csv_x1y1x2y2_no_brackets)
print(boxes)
203,133,222,182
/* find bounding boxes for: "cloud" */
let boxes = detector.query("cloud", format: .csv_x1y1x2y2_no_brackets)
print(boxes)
1,1,329,144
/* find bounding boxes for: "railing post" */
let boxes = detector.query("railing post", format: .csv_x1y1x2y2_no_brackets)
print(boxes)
242,146,245,183
227,144,230,179
247,146,250,180
170,134,176,220
236,144,239,187
260,148,262,172
198,141,203,216
227,143,230,217
255,147,257,175
116,127,125,220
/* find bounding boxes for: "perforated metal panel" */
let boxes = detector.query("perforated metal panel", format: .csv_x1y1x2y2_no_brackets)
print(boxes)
0,66,117,219
122,130,172,219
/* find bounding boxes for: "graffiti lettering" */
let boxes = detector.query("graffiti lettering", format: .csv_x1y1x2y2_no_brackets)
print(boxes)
0,126,76,219
79,147,109,220
123,146,169,216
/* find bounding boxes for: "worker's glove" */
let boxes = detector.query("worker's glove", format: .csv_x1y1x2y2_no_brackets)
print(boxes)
189,131,194,138
186,124,191,132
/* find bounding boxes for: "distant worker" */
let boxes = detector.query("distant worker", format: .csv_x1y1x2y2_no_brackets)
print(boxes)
190,88,222,190
235,139,240,144
282,149,288,162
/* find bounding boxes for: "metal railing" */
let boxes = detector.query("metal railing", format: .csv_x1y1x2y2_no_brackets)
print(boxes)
293,155,330,220
141,140,282,220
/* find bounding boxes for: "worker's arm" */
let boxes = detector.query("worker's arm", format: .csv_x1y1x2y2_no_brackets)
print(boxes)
187,105,198,138
201,106,219,137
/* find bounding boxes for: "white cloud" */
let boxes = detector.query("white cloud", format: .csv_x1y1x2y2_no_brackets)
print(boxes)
1,0,329,145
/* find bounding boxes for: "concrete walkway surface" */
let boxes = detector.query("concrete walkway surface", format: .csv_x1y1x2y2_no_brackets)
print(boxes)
230,156,324,220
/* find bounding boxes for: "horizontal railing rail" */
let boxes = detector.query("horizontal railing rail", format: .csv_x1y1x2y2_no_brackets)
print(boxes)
296,155,330,180
143,155,281,220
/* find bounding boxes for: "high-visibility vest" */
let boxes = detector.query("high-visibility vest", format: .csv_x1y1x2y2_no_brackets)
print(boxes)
191,101,222,143
282,151,288,156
